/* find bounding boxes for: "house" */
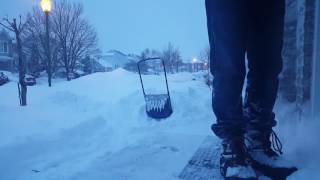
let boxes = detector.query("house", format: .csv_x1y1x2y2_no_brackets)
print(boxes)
100,50,133,69
98,50,140,71
280,0,320,118
0,29,14,71
180,60,208,73
96,58,113,72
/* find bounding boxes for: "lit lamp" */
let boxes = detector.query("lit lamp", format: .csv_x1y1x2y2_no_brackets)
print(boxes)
41,0,52,86
192,58,197,72
204,60,208,70
192,58,198,63
41,0,52,13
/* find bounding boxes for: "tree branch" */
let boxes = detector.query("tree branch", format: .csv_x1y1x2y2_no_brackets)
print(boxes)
0,19,14,31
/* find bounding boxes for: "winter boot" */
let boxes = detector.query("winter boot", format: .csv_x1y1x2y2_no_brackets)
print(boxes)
212,124,258,180
245,127,298,179
220,138,258,180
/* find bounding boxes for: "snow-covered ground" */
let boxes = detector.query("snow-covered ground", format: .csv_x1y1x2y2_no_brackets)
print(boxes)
0,69,319,180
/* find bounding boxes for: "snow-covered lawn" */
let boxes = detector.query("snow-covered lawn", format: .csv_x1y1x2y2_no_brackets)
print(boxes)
0,69,319,179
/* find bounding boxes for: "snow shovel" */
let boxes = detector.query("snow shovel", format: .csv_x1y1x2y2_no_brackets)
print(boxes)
138,58,173,120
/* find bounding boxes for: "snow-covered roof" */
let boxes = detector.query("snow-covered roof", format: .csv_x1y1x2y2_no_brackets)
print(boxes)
100,50,140,68
104,53,114,56
0,29,12,41
103,50,128,57
106,50,127,56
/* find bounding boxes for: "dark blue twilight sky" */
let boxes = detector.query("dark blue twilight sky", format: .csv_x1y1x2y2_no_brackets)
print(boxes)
0,0,209,60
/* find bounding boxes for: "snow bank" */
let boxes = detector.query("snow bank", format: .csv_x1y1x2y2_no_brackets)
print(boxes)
0,69,213,180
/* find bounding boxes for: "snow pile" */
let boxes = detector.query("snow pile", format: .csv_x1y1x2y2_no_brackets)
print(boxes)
0,69,319,179
0,69,213,180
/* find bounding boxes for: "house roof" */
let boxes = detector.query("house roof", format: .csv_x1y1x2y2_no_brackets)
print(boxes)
105,50,127,57
0,29,12,41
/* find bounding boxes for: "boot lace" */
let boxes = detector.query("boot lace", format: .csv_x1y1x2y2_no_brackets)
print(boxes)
223,135,253,165
270,130,283,155
245,129,283,156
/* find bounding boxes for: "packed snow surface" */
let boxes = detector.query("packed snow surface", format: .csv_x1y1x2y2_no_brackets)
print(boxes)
0,69,319,179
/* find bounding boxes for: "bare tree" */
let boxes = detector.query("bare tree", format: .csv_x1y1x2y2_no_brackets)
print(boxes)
140,48,151,60
199,45,210,72
138,49,151,73
0,16,27,106
51,0,98,81
199,45,210,64
173,50,182,73
140,48,161,59
138,48,162,73
199,45,212,88
24,1,98,82
162,42,182,73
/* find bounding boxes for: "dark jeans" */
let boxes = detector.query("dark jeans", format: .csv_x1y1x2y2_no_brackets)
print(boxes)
205,0,285,138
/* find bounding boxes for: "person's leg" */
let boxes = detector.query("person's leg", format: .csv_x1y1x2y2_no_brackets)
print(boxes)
245,0,284,133
245,0,297,178
206,0,256,179
206,0,247,138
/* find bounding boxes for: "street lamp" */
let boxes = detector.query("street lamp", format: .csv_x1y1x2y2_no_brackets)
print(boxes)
41,0,52,12
41,0,52,87
192,58,198,64
192,58,198,72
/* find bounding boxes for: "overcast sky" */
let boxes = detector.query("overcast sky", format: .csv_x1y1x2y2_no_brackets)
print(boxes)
0,0,209,60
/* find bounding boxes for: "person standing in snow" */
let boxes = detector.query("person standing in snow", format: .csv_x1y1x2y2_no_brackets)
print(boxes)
205,0,297,179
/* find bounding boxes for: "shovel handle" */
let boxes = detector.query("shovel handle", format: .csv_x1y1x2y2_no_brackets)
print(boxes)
137,58,171,99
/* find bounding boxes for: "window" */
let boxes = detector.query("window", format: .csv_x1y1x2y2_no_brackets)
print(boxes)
3,42,8,53
0,41,8,53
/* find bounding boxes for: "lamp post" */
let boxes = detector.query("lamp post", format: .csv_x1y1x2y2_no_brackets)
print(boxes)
41,0,52,87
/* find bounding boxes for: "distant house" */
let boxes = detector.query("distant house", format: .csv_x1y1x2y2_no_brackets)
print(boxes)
96,58,113,72
0,30,14,71
180,61,208,73
99,50,139,71
101,50,131,69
